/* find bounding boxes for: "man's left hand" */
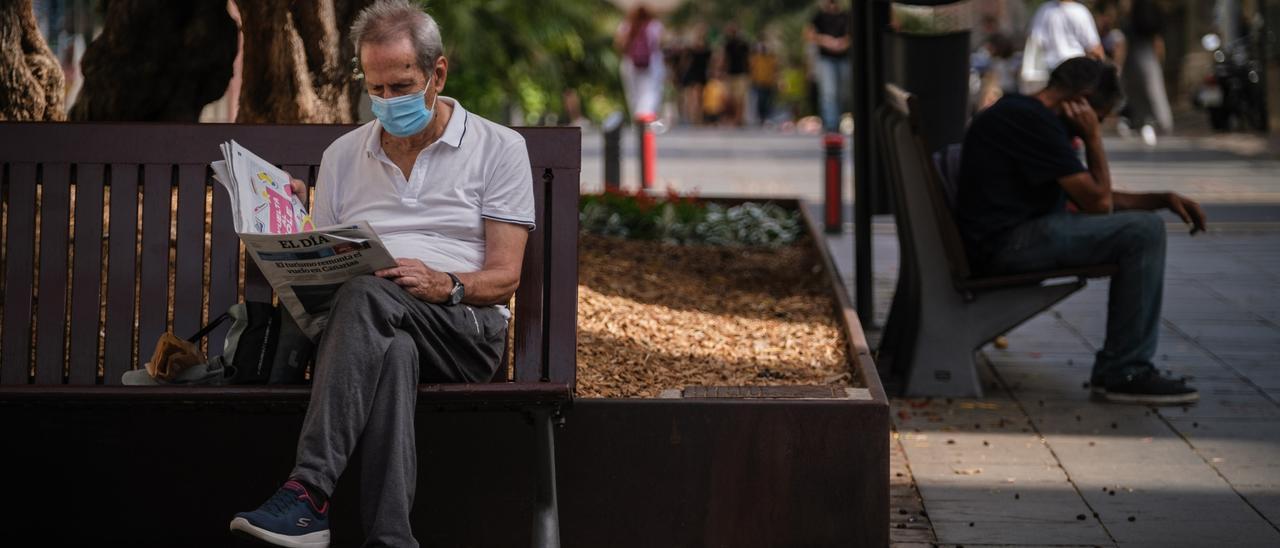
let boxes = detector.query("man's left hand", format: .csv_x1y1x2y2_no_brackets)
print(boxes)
376,259,453,303
1167,192,1208,235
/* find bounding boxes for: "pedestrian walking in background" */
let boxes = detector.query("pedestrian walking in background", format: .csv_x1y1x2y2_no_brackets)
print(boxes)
615,4,665,121
806,0,851,133
703,60,729,126
1094,0,1128,70
722,23,751,126
679,25,711,126
1123,0,1172,146
1021,0,1103,92
749,40,779,126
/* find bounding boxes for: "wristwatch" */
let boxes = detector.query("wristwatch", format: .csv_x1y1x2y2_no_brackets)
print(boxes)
445,272,465,305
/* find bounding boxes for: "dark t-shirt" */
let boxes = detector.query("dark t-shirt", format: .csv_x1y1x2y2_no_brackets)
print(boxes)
812,10,850,58
955,94,1087,263
682,46,711,85
724,37,750,75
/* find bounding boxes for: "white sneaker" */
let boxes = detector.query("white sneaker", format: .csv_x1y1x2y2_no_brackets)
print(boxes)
1140,125,1158,147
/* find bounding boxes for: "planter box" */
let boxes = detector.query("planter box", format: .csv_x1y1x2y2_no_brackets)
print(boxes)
0,199,887,547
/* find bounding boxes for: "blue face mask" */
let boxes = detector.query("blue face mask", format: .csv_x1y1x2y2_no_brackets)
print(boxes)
370,78,437,137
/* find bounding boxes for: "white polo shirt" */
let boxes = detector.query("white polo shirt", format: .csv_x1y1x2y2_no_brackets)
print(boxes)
312,98,535,276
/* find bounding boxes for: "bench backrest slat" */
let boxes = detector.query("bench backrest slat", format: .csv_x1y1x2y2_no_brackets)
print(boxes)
34,163,72,384
883,85,974,281
174,165,208,339
68,164,106,384
2,163,38,383
0,122,578,390
103,163,140,385
137,164,173,373
207,183,240,359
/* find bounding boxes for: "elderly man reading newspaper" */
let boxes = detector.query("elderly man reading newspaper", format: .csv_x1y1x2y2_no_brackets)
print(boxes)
228,2,534,547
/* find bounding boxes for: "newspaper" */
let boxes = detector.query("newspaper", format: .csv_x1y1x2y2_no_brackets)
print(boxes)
212,141,396,337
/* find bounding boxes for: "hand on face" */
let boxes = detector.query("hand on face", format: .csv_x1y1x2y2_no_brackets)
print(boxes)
1062,98,1100,141
375,258,452,303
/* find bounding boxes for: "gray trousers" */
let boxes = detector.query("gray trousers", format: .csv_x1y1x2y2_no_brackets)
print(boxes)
291,276,507,547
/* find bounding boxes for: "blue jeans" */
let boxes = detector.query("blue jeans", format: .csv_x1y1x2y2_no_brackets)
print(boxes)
815,55,851,132
986,211,1166,385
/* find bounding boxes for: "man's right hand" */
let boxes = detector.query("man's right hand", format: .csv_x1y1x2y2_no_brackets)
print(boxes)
1063,98,1100,142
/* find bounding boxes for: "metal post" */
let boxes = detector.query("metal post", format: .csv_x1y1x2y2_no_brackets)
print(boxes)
530,408,561,548
852,0,887,327
635,114,657,189
823,133,845,233
603,112,623,190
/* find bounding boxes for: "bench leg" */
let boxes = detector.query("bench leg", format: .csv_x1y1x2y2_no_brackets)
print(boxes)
530,408,561,548
904,281,1085,398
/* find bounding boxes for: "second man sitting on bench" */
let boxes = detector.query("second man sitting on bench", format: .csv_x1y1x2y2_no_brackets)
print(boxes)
955,57,1207,405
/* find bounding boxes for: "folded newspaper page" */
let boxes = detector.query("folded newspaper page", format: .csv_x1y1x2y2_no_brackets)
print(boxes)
212,141,396,337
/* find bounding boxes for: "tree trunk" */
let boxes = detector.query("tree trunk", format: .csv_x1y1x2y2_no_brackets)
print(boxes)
0,0,67,121
69,0,237,122
235,0,372,123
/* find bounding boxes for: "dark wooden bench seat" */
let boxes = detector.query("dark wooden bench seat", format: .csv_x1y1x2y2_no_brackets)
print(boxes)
873,85,1116,398
0,122,579,547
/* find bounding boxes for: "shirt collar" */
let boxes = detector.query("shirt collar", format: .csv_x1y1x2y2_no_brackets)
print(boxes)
363,96,468,158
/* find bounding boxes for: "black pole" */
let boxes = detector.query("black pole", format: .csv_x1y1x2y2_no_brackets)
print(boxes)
852,0,888,327
603,112,623,190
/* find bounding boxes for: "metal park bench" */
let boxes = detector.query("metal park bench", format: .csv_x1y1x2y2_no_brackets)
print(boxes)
0,122,579,546
874,85,1116,398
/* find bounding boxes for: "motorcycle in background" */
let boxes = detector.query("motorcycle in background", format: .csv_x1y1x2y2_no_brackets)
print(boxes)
1193,32,1268,132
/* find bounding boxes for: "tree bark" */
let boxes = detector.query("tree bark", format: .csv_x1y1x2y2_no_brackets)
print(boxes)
0,0,67,121
69,0,237,122
235,0,372,123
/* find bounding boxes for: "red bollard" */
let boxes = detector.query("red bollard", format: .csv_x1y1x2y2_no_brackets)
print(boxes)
823,133,844,233
636,113,657,189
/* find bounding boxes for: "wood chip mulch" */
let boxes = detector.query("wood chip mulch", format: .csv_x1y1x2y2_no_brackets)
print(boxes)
576,234,851,398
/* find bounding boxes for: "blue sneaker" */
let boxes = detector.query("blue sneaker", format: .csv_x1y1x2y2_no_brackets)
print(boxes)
230,480,331,547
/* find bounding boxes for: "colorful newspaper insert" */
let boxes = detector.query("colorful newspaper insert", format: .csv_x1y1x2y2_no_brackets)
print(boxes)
212,142,394,336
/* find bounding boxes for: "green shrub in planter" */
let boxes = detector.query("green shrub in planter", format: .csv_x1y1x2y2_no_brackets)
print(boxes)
580,190,802,248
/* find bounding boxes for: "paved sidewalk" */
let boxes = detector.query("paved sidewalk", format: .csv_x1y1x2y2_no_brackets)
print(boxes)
827,222,1280,547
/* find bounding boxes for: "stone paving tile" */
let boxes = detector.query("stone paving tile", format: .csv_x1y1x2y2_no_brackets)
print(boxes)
1164,417,1280,527
932,517,1112,546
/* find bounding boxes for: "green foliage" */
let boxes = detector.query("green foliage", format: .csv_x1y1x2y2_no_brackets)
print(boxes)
580,190,803,248
423,0,624,123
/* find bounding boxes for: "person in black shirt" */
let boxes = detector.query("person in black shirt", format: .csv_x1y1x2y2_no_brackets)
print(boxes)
956,57,1206,404
805,0,851,132
679,26,712,125
723,23,751,126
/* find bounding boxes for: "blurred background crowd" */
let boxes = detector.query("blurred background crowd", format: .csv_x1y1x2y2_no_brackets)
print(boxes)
18,0,1277,140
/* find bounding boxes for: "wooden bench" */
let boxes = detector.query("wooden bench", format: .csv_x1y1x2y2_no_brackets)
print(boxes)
874,85,1116,397
0,122,579,546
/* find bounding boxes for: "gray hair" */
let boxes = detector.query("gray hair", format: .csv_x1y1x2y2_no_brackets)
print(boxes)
350,0,443,75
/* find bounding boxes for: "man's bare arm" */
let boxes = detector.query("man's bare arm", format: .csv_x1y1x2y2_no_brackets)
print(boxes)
1057,99,1113,213
1113,191,1208,234
461,219,528,304
375,219,527,305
